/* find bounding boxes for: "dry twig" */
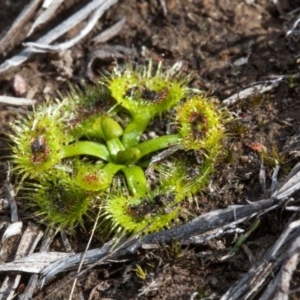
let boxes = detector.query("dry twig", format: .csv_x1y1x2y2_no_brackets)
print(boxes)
222,80,281,106
0,223,43,300
24,1,117,53
27,0,64,36
0,0,118,74
18,231,55,300
0,95,36,106
221,215,300,300
0,0,42,54
32,196,284,284
92,17,126,44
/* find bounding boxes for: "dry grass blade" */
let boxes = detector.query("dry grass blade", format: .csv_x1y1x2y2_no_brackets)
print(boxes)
270,235,300,300
271,161,280,195
0,252,70,273
27,0,64,36
222,80,280,106
60,230,74,253
185,227,244,245
159,0,168,16
40,234,139,299
18,230,55,300
37,245,111,287
0,223,43,300
286,15,300,37
24,0,118,53
0,0,42,54
0,96,36,106
0,0,118,74
92,17,126,44
37,197,285,284
259,159,266,193
68,208,101,300
272,162,300,199
2,222,22,241
220,216,300,300
4,181,18,223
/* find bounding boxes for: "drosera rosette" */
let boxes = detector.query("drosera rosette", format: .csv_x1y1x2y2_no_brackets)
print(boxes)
9,60,231,237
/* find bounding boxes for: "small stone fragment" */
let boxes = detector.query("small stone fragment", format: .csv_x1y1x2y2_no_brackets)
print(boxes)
10,74,27,97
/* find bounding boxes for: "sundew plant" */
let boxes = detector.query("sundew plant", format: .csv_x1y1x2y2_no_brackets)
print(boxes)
10,61,229,236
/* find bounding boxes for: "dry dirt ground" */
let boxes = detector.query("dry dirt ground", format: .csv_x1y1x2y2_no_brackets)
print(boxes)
1,0,300,299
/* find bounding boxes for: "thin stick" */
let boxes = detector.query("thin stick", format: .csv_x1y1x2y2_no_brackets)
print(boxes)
27,0,64,36
92,17,126,44
0,0,118,74
0,96,36,106
0,0,42,54
222,80,280,106
24,3,115,53
4,181,18,223
68,208,101,300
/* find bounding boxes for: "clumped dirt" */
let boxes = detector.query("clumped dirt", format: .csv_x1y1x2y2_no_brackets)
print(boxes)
1,0,300,299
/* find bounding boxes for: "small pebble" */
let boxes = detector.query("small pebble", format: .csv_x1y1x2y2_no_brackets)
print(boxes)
10,74,27,97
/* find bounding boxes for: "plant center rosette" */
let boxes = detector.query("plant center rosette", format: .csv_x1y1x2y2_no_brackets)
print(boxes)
10,62,229,235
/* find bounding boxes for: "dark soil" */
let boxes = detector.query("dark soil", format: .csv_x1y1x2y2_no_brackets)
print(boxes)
1,0,300,299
